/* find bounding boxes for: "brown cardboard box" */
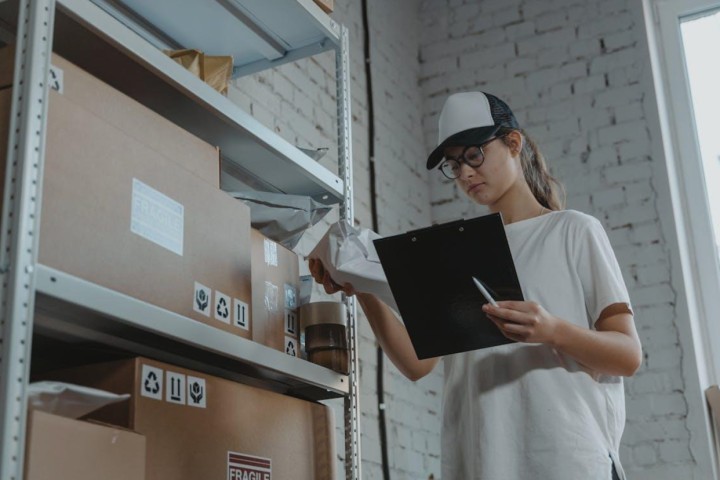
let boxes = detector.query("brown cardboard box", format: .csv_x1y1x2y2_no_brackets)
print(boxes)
0,50,252,339
313,0,333,14
25,410,146,480
251,230,300,356
0,46,218,187
40,357,336,480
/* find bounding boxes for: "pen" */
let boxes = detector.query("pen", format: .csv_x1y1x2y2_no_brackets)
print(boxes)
472,277,498,307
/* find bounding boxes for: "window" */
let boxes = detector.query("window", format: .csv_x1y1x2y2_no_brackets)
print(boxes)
680,10,720,255
646,0,720,382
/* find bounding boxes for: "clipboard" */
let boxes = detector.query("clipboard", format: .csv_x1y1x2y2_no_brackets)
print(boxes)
373,213,524,359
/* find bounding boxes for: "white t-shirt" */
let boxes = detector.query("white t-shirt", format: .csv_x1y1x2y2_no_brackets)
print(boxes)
442,210,632,480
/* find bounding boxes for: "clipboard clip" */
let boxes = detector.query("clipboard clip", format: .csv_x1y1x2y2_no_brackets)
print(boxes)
405,218,466,237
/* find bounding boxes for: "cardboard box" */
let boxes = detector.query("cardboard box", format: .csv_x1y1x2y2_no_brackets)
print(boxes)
0,46,219,187
40,357,336,480
251,230,300,356
313,0,333,14
0,49,252,339
25,410,145,480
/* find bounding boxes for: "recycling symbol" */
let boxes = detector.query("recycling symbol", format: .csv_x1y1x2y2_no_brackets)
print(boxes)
216,297,229,319
286,340,296,357
196,288,209,311
189,381,204,404
144,371,160,394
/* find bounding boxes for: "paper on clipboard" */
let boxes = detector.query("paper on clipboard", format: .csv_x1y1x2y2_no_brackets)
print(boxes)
308,221,399,312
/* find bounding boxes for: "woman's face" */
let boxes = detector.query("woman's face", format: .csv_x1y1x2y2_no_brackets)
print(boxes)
448,132,523,206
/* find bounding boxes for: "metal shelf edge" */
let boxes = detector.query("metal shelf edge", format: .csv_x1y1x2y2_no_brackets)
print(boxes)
54,0,344,204
34,264,349,397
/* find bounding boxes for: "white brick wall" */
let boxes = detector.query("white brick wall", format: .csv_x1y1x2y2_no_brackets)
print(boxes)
228,1,440,478
421,0,712,479
419,0,705,478
222,0,712,477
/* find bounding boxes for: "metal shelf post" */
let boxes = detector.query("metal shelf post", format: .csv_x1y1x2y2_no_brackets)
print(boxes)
336,24,361,480
0,0,56,478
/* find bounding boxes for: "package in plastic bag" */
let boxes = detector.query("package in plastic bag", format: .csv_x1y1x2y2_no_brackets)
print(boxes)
165,49,233,95
308,221,398,312
230,190,333,250
27,381,130,419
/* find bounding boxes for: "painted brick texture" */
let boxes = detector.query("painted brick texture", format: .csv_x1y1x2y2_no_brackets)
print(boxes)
221,0,704,477
420,0,699,478
227,1,440,478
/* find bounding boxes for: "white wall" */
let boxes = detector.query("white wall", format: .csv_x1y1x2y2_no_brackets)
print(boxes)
419,0,713,478
227,1,442,478
226,0,714,478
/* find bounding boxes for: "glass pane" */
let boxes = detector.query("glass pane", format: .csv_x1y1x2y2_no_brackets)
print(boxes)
680,9,720,252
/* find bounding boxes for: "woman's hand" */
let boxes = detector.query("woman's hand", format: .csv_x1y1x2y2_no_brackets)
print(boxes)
308,258,356,296
482,300,561,345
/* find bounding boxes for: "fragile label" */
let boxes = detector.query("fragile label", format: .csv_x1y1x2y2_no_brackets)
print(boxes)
215,290,231,323
140,364,163,400
234,299,249,330
131,178,184,256
187,376,206,408
263,239,278,267
166,371,186,405
228,451,271,480
194,282,212,317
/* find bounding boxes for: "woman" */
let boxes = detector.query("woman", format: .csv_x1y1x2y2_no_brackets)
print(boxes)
309,91,641,480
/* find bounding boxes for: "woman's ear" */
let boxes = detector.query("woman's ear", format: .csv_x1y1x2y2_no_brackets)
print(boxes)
505,130,523,156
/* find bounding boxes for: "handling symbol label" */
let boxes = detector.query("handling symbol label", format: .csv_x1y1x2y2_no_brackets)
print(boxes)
194,282,211,317
141,364,163,400
285,336,297,357
166,371,186,405
215,291,231,324
187,376,206,408
234,299,249,330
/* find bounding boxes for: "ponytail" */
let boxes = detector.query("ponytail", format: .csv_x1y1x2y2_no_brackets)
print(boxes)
501,128,565,211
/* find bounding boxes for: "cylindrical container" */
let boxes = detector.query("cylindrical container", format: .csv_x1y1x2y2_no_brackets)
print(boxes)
299,302,349,374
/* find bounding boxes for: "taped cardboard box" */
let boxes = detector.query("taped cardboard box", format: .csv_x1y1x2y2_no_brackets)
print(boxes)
251,229,301,357
40,357,336,480
25,410,146,480
165,49,233,95
0,49,252,339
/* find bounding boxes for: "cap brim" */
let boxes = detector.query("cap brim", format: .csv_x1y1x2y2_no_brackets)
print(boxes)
426,125,502,170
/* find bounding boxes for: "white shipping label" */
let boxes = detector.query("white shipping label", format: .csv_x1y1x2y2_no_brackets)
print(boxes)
284,309,298,337
214,291,231,324
187,376,207,408
228,451,271,480
284,284,297,310
49,65,64,94
263,239,278,267
284,336,298,357
166,371,186,405
140,364,163,400
264,282,279,313
131,178,184,256
193,282,212,317
233,299,249,330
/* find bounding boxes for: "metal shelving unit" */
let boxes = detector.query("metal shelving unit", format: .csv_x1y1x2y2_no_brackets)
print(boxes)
0,0,360,478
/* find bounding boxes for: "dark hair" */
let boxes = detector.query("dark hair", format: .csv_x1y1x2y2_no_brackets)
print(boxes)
500,128,566,211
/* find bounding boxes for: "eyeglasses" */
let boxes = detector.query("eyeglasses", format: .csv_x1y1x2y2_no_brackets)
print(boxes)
438,137,503,180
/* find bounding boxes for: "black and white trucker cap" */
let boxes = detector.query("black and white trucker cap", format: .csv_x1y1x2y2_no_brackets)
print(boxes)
426,91,520,170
